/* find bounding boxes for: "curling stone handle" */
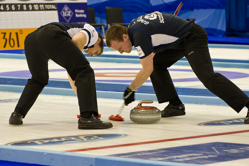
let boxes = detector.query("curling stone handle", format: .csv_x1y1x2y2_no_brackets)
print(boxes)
138,100,153,105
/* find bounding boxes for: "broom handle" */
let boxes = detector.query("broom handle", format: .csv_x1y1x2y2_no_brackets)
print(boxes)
174,2,183,16
118,102,125,115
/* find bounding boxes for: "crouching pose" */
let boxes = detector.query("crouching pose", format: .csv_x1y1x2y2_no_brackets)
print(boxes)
9,22,113,129
106,11,249,124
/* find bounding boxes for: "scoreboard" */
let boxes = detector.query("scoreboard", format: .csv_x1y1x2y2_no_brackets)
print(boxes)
0,0,88,50
0,3,58,29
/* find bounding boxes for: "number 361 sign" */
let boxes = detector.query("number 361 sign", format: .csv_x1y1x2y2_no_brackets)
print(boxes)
0,28,36,50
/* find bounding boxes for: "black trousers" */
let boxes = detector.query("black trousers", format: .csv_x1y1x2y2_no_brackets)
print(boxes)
150,23,249,113
14,24,98,117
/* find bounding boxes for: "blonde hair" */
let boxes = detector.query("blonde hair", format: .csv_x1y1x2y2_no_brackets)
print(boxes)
106,25,128,47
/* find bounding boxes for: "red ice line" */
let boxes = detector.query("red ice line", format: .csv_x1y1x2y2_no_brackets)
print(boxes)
66,129,249,152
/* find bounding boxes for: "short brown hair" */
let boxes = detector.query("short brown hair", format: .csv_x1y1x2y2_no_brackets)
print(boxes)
106,25,128,47
96,32,104,56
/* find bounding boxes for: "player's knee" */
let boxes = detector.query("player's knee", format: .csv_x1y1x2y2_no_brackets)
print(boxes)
28,77,48,87
199,72,221,86
75,64,94,79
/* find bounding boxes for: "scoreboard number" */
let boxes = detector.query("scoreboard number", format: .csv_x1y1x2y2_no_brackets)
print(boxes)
0,3,57,11
0,28,36,50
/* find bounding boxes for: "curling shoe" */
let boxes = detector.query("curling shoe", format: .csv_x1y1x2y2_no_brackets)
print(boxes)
244,109,249,124
9,112,23,125
161,104,185,117
78,115,113,129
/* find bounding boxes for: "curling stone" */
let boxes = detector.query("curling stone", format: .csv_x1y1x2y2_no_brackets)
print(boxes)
130,100,161,124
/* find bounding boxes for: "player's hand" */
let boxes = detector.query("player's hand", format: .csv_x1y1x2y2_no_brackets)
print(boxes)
124,86,136,105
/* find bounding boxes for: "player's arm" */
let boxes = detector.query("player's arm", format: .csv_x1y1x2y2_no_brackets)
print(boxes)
68,32,88,94
71,32,87,51
123,52,153,105
129,52,154,90
67,73,77,95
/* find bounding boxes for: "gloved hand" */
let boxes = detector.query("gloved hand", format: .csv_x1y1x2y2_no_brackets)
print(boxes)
124,86,137,105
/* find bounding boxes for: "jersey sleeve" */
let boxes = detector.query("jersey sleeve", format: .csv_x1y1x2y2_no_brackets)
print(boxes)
129,28,153,59
80,24,98,48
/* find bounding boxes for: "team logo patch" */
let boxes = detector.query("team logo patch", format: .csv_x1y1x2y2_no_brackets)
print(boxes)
198,118,244,126
6,134,127,146
135,46,145,57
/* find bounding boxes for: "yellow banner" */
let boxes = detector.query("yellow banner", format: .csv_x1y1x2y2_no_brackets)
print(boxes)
0,28,36,50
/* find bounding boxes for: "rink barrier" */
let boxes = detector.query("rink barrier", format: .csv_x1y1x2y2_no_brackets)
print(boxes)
0,145,203,166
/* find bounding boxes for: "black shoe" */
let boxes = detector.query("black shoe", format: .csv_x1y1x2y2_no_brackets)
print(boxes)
78,115,113,129
9,112,23,125
161,104,185,117
244,109,249,124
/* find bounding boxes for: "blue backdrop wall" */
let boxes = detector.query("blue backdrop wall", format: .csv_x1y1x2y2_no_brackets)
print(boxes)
226,0,249,37
87,0,249,38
